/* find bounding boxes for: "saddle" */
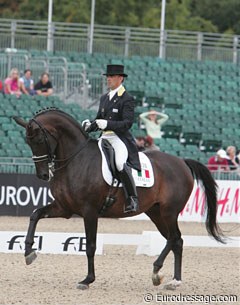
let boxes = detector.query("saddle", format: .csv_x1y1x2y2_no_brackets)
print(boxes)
98,138,154,215
98,138,154,188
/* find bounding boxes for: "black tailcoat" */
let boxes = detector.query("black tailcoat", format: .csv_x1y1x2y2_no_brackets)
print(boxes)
92,87,141,171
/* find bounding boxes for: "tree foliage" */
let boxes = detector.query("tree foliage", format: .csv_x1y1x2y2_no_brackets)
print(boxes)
0,0,238,34
189,0,240,34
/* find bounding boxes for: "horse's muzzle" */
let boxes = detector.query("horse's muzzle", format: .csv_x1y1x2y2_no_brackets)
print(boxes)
37,173,50,181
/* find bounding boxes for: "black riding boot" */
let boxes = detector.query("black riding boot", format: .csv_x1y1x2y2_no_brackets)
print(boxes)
118,164,139,213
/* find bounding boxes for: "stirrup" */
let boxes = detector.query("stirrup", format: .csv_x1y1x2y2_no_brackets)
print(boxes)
124,196,139,213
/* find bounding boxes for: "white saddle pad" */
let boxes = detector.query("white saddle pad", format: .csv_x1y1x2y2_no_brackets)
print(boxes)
98,139,154,187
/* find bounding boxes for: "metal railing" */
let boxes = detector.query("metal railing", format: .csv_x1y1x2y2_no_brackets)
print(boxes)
0,18,239,64
208,165,240,181
0,50,105,106
0,158,239,180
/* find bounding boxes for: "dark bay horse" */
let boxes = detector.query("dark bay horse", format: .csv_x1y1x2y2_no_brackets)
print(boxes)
13,108,224,290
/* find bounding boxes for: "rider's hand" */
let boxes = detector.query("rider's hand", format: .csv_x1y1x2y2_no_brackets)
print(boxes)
96,119,107,130
82,119,91,131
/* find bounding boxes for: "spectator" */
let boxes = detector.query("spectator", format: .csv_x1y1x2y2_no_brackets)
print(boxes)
135,136,146,152
34,72,53,96
139,109,169,139
237,150,240,160
207,149,230,172
20,69,35,95
0,80,3,92
4,68,22,98
226,146,239,171
144,135,160,151
135,135,160,152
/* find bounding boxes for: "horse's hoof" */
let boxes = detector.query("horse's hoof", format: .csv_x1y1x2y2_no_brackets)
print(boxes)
76,283,89,290
164,279,182,290
152,272,164,286
25,251,37,265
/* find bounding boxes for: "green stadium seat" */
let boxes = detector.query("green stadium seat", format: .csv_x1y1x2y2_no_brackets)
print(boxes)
180,132,202,146
162,125,182,139
0,150,6,157
128,90,145,106
0,117,10,124
200,140,222,152
145,96,164,108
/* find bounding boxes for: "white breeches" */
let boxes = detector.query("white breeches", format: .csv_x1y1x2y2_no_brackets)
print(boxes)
101,133,128,171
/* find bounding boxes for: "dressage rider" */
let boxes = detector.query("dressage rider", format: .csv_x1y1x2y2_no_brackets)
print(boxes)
83,64,141,213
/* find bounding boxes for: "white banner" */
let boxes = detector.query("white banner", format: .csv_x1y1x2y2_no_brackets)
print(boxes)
136,231,240,256
128,180,240,222
0,231,239,256
0,231,103,255
178,180,240,223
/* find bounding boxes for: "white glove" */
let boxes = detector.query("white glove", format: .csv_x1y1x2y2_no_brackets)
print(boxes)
82,119,91,131
96,119,107,130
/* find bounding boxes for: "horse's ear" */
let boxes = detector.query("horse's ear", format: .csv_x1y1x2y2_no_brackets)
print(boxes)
12,116,28,128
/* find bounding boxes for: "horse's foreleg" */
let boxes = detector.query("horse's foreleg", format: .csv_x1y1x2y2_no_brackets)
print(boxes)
25,201,70,265
77,212,98,290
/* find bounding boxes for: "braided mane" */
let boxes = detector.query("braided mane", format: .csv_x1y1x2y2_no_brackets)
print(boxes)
33,107,90,138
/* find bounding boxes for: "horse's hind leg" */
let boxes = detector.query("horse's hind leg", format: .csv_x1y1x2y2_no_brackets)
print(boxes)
145,204,183,290
25,200,71,265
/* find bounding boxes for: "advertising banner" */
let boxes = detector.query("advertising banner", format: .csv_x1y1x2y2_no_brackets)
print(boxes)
178,180,240,223
0,173,239,222
129,180,240,223
0,231,238,256
0,231,103,255
0,173,53,216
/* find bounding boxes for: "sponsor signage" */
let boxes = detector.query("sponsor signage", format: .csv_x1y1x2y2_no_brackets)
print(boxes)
0,173,53,216
129,180,240,223
0,231,103,255
0,231,238,256
178,180,240,223
0,173,239,222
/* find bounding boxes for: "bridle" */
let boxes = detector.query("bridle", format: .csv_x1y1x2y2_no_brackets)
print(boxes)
27,118,89,180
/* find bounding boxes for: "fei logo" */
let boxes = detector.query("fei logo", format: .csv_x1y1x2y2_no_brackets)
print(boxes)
7,235,43,252
62,236,87,253
0,232,103,255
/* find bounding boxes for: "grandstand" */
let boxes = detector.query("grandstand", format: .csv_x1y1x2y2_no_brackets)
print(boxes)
0,18,239,180
0,52,239,180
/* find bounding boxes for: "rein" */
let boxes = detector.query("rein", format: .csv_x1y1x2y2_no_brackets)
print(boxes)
53,139,90,172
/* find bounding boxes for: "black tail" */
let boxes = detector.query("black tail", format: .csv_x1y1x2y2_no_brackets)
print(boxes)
184,159,225,243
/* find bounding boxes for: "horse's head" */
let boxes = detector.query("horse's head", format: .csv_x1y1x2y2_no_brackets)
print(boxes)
14,108,89,182
13,115,58,181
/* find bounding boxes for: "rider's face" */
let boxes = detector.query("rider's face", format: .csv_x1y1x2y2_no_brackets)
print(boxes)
106,75,123,90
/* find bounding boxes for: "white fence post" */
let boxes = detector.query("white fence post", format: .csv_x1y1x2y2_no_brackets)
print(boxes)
197,32,203,61
233,36,238,64
124,28,130,57
10,21,16,49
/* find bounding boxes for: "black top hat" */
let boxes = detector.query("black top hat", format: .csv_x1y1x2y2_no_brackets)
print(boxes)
103,64,128,77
